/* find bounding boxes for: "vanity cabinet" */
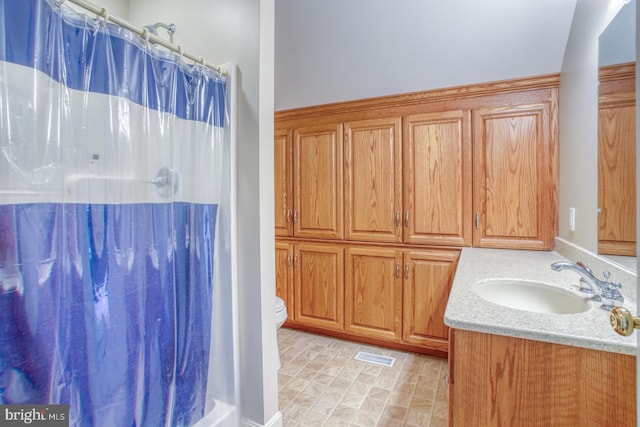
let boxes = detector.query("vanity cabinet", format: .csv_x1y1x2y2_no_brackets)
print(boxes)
448,329,636,427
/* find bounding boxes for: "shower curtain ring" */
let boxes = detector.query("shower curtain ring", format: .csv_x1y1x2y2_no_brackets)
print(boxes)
55,0,66,8
98,8,109,27
199,57,206,67
142,28,150,42
176,45,184,59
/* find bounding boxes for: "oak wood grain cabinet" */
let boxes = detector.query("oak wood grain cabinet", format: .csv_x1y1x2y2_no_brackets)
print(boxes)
275,241,294,325
598,63,636,256
472,102,557,250
448,329,636,427
345,246,459,352
344,246,403,341
404,110,472,246
402,249,458,352
274,123,344,240
294,124,344,240
275,129,293,237
344,118,403,243
275,75,559,354
292,242,344,332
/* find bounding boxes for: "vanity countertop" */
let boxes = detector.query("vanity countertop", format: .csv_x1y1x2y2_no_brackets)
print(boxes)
444,247,637,355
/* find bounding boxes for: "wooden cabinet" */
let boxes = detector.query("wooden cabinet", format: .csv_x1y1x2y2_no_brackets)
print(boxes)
276,241,344,331
344,246,403,341
275,241,294,323
345,246,459,350
275,76,559,355
448,329,636,427
344,118,403,243
472,103,557,250
402,249,458,352
404,111,472,246
274,129,293,237
294,124,344,239
293,243,344,332
598,63,636,256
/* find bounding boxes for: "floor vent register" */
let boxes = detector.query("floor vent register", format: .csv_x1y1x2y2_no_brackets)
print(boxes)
353,351,396,368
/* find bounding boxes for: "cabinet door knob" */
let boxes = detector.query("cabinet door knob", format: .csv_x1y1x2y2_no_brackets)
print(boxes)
405,263,409,279
395,211,401,227
287,253,292,266
293,210,298,223
405,211,410,227
395,262,400,278
286,209,292,223
610,306,640,336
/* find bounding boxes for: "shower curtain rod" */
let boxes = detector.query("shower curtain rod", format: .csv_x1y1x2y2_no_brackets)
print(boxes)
58,0,227,75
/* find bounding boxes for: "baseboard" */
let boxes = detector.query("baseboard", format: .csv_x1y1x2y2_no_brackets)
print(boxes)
240,411,283,427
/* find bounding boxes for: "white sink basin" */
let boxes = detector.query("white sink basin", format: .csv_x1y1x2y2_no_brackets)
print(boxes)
472,279,591,315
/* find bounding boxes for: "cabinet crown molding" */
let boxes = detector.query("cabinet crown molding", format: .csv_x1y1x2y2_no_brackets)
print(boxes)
275,73,560,122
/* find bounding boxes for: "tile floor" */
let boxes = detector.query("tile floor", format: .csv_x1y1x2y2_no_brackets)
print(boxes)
277,328,449,427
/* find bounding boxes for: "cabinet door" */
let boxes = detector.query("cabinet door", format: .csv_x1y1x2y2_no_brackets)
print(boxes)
294,124,344,239
598,101,636,256
403,249,459,352
344,118,402,243
404,111,472,246
275,242,293,323
472,103,557,250
275,129,293,237
345,246,403,341
294,243,344,331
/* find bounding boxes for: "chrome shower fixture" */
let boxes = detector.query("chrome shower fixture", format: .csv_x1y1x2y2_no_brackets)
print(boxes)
143,22,176,44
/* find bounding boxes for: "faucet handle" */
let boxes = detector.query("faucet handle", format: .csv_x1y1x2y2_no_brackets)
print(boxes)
601,271,622,288
576,261,593,275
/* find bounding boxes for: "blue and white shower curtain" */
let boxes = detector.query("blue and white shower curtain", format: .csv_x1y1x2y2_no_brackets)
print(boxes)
0,0,232,425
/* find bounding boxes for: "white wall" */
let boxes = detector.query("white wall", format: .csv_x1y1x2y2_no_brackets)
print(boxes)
275,0,576,111
67,0,129,19
127,0,279,426
558,0,627,252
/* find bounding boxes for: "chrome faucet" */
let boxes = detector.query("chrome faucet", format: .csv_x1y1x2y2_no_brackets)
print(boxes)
551,261,624,310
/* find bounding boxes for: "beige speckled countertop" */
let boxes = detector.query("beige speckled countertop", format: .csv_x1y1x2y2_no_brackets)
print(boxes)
444,247,637,355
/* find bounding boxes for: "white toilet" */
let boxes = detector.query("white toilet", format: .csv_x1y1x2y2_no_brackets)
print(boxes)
275,296,288,370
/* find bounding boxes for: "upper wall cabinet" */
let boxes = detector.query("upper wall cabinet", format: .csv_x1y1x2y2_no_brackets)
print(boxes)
344,118,403,243
472,102,557,250
404,110,472,246
275,124,345,240
294,124,344,239
275,129,293,237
